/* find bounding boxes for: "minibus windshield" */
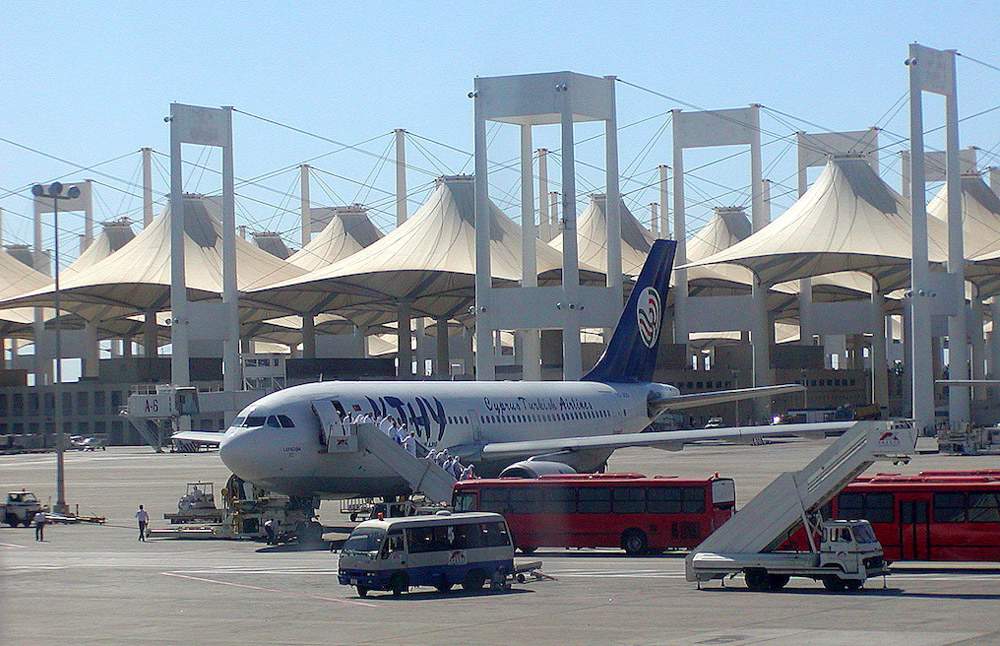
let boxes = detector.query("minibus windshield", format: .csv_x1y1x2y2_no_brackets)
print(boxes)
343,527,386,556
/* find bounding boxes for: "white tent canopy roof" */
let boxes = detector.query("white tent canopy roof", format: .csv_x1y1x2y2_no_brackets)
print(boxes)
0,195,306,321
250,175,602,324
549,193,654,276
684,157,950,291
287,205,383,272
65,218,136,277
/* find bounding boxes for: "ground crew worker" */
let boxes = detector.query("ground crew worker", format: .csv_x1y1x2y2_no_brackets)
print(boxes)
136,505,149,541
264,518,276,545
34,510,47,541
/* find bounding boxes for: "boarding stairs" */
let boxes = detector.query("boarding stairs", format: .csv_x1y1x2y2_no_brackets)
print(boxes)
685,419,917,578
310,400,457,503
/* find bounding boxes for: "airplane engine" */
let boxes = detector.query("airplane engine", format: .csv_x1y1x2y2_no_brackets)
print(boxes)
498,460,577,479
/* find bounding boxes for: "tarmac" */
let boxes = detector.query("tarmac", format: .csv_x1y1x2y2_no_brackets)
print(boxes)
2,439,1000,645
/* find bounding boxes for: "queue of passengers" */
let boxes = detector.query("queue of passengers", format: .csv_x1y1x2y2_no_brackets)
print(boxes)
340,411,476,479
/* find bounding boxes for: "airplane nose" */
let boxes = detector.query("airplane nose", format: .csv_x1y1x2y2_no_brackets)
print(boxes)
219,428,263,480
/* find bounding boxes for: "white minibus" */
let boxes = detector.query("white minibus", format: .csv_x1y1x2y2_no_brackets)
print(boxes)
338,512,515,597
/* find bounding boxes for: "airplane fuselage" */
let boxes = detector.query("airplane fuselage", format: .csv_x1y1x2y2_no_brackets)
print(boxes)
219,380,676,498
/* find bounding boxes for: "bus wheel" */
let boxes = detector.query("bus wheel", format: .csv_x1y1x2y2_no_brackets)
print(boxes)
462,570,486,592
843,579,863,591
622,529,648,556
435,578,453,593
517,545,537,555
766,574,790,590
744,568,769,591
356,585,368,598
4,515,17,528
822,575,846,592
390,573,408,597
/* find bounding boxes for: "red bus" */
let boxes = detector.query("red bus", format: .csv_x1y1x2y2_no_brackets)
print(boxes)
452,473,735,555
786,470,1000,561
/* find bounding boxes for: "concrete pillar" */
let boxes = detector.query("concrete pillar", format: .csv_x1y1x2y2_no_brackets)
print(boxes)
83,322,100,378
299,164,311,246
907,47,936,435
971,295,987,401
658,164,670,239
991,300,1000,400
649,203,659,236
141,148,154,228
472,86,495,381
122,336,133,359
902,304,913,416
143,309,157,357
520,125,541,381
169,104,191,387
301,313,316,359
751,276,771,422
671,111,689,353
83,179,94,251
871,282,888,408
990,167,1000,193
221,107,241,393
395,129,407,227
604,76,624,307
435,317,450,379
537,148,550,242
31,197,49,385
749,106,765,232
0,206,3,245
559,89,582,380
549,192,559,236
397,301,413,380
944,79,970,425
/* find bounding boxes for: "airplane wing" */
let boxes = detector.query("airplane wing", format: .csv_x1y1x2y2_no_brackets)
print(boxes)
651,384,805,414
480,420,857,460
170,431,226,447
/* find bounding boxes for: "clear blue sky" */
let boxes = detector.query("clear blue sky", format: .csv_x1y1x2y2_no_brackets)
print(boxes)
2,2,999,263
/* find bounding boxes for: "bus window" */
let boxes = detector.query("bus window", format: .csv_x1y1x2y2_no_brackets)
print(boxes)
934,492,966,523
452,523,483,549
968,492,1000,522
453,491,478,512
837,492,864,519
509,487,541,514
540,487,576,513
480,488,509,513
382,530,405,557
864,493,894,522
577,487,611,513
711,479,736,509
480,522,512,547
342,527,386,556
682,487,706,513
612,488,645,514
406,526,435,553
646,487,682,514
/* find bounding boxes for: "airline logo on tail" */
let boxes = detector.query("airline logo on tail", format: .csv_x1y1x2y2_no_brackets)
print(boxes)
637,287,661,349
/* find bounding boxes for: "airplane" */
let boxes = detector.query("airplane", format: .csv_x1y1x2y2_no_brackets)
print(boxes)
176,239,836,503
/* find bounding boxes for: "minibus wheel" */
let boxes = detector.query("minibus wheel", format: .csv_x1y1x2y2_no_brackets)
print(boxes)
390,573,408,597
462,569,486,591
356,585,368,598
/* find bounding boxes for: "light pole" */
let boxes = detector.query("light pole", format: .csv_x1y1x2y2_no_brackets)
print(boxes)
32,181,79,515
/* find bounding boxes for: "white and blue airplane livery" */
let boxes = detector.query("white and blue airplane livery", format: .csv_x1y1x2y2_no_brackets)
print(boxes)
181,240,826,499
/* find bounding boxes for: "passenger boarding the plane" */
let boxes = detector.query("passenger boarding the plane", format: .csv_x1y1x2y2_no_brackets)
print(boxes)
377,416,394,436
403,431,417,457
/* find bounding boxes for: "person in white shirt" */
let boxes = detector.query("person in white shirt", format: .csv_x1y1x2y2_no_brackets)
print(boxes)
461,464,476,480
34,511,47,541
403,431,417,457
135,505,150,542
378,416,394,437
393,424,406,445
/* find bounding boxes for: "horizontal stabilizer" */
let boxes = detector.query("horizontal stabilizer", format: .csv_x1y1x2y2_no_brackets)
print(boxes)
481,421,854,460
170,430,225,446
651,384,805,414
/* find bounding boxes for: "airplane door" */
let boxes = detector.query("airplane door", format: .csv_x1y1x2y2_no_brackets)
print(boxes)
899,499,930,560
311,399,356,452
468,409,482,443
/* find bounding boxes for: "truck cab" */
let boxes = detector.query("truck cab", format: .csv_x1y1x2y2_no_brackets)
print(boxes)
817,519,886,587
2,490,43,527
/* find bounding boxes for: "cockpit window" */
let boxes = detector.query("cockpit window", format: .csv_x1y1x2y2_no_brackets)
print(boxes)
233,415,247,427
244,416,267,427
266,416,281,428
277,415,295,428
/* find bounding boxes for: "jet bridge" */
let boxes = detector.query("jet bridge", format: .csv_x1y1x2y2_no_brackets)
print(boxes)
686,420,917,582
310,403,457,504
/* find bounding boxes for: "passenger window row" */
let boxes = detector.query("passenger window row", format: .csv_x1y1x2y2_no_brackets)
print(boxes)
836,491,1000,524
479,410,615,425
480,486,706,515
405,522,511,553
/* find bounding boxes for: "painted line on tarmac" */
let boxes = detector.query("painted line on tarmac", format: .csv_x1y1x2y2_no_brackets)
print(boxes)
160,571,377,607
0,541,26,549
170,568,341,575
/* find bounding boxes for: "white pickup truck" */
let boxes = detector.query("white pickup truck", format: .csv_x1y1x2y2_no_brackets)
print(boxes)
689,519,889,591
1,490,44,527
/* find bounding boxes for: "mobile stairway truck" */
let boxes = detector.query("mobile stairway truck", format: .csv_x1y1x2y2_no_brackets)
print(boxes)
685,420,916,592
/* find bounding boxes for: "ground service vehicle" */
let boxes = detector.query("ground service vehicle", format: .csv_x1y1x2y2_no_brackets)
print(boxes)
1,490,43,527
785,470,1000,561
692,519,888,591
453,474,735,555
338,512,515,597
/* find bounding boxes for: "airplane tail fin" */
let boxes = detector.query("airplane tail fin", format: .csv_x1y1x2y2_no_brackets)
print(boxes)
583,239,676,384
